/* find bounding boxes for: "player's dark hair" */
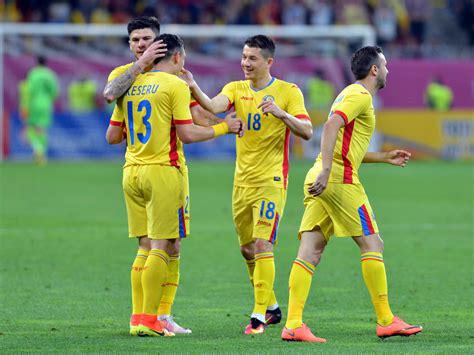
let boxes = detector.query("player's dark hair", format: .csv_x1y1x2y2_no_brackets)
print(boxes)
37,55,46,66
154,34,184,64
351,46,383,80
244,35,275,58
127,16,161,37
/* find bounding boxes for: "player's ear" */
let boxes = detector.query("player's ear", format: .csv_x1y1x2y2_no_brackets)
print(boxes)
267,57,274,68
370,64,378,77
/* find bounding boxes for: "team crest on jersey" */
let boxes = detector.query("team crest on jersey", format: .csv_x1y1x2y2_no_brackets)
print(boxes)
262,95,275,102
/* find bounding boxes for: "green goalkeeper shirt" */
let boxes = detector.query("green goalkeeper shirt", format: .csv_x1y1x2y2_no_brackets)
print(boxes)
26,65,59,126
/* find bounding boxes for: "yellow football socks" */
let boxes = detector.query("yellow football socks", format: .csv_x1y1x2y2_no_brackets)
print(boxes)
245,258,256,285
252,252,275,317
246,257,279,312
268,291,278,310
158,254,180,316
286,258,315,329
141,249,169,316
360,252,394,326
131,249,149,315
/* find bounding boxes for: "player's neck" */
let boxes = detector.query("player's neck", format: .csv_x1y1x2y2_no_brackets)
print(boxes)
355,79,377,96
251,74,273,90
153,62,179,76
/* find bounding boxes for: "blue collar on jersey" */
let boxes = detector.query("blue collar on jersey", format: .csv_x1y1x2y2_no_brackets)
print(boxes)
149,70,162,72
354,81,368,90
250,77,276,92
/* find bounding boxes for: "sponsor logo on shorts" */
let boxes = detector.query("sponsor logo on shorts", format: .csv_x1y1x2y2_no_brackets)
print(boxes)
257,220,271,227
274,176,281,181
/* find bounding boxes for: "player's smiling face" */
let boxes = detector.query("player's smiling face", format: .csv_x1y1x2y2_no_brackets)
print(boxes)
241,45,271,81
129,28,156,59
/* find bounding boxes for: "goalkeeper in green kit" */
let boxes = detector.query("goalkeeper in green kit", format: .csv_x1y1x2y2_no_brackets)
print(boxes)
24,56,59,164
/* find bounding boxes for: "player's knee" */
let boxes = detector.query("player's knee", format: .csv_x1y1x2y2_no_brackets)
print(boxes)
303,249,323,266
378,238,384,253
138,236,151,251
371,234,384,253
240,244,254,260
297,240,325,266
254,239,273,253
169,239,181,255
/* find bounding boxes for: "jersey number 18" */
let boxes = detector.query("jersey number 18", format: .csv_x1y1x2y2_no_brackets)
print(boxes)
247,113,262,131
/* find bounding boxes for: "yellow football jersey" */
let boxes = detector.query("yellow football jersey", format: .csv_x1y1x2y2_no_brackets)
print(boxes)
107,62,133,82
110,70,192,168
313,82,375,184
220,78,310,189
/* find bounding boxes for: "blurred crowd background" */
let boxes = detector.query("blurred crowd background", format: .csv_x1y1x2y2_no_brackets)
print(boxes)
2,0,472,58
1,0,473,162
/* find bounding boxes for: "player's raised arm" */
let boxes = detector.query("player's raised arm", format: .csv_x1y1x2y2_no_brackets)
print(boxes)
308,113,345,196
180,68,230,114
363,150,411,167
103,41,166,103
103,16,166,103
257,99,313,140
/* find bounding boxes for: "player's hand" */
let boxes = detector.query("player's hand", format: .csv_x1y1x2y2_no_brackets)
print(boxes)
257,99,286,119
180,68,196,88
136,40,167,71
308,170,330,196
385,149,411,167
224,112,245,137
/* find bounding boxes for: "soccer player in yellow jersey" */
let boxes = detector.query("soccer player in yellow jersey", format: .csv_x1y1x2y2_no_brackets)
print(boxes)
104,17,233,335
103,17,166,103
281,46,423,342
181,35,313,334
106,34,243,337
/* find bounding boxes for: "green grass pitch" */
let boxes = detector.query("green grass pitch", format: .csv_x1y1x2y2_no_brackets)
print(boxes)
0,160,473,353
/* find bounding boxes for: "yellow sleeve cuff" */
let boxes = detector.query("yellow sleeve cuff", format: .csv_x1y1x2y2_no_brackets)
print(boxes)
212,122,229,137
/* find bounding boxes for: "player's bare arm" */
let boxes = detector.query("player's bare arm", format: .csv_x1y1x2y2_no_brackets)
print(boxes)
191,106,244,137
363,150,411,167
103,41,167,103
105,124,125,144
257,99,313,140
176,116,243,143
180,68,229,113
308,113,345,196
191,104,224,126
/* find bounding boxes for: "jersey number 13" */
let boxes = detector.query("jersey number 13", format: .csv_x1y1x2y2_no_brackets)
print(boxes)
127,99,152,145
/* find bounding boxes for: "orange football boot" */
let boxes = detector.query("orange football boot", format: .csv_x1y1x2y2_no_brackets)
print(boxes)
244,318,265,335
137,314,174,337
129,314,141,336
377,316,423,339
281,323,326,343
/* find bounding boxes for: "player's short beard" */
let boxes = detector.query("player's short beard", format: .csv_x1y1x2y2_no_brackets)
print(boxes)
376,74,386,89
